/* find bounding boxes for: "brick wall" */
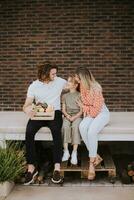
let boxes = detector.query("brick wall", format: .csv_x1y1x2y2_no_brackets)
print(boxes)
0,0,134,111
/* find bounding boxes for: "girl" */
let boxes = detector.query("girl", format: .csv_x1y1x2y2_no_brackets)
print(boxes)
75,67,110,180
62,75,83,165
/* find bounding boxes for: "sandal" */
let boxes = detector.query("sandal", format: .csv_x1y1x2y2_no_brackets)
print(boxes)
88,160,96,181
94,154,103,167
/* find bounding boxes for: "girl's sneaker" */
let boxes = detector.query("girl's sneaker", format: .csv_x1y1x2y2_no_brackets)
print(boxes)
71,150,78,165
62,150,70,162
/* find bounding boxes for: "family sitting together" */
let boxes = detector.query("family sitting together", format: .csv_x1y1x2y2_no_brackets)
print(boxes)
23,61,110,185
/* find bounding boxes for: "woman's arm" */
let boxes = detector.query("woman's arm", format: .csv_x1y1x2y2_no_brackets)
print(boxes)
80,89,104,118
82,90,104,118
88,91,104,117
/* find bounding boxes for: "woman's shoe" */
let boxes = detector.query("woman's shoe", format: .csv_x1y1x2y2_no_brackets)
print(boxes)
88,160,96,181
94,154,103,167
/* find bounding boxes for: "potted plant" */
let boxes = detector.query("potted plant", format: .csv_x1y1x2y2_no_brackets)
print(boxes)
0,142,26,197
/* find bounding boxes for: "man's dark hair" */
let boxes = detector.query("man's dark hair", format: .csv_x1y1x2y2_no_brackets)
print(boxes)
37,61,58,81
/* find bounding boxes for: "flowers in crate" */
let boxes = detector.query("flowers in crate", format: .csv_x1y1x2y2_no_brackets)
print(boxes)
32,102,54,113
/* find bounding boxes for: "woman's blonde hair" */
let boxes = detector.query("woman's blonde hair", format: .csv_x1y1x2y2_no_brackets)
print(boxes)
75,67,102,92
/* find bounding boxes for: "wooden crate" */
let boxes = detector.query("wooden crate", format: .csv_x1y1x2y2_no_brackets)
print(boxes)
31,111,55,120
61,145,116,182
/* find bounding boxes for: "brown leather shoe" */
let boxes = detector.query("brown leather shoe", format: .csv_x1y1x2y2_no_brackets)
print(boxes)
88,160,96,181
94,154,103,167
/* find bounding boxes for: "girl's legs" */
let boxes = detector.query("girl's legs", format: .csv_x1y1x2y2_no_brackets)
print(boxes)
64,143,68,151
71,144,78,165
62,118,71,161
73,144,78,151
71,118,82,165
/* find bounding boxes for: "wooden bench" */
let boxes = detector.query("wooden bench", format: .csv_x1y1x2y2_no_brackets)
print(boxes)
0,111,134,182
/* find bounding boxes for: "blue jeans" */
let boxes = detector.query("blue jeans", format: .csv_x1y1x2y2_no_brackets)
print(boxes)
79,104,110,157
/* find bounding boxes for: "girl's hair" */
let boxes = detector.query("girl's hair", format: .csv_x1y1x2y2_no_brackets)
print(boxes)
68,74,79,85
37,61,58,81
75,67,102,92
68,74,80,91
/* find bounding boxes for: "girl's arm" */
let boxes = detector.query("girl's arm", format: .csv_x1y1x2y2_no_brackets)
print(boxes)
61,96,71,120
70,108,83,122
70,98,83,121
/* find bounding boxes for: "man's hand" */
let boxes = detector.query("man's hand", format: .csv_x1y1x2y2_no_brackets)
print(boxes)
24,105,36,118
23,97,36,118
27,110,37,119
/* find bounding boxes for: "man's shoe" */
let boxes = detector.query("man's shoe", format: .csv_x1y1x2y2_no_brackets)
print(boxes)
24,169,38,185
51,170,62,184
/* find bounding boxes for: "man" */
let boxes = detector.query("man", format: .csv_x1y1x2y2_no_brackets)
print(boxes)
23,61,67,184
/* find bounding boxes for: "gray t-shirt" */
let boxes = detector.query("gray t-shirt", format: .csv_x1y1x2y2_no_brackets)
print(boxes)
62,91,81,116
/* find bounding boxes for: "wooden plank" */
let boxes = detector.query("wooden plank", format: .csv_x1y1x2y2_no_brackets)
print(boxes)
81,157,88,178
95,163,105,171
102,147,116,169
61,161,68,169
80,146,89,178
100,145,116,177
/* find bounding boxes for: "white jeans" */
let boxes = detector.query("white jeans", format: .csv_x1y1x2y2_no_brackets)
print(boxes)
79,104,110,157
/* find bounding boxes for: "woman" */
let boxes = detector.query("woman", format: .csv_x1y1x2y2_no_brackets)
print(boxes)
75,67,110,180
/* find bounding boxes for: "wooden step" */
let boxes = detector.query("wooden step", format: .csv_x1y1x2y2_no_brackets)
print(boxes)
61,145,116,179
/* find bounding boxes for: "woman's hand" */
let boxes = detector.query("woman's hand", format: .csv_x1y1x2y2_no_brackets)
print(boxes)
83,112,87,118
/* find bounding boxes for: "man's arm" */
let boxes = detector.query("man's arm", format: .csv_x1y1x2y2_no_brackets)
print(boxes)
23,97,36,118
61,79,70,93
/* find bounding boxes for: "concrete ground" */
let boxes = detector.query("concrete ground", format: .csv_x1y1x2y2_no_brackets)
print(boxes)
3,185,134,200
